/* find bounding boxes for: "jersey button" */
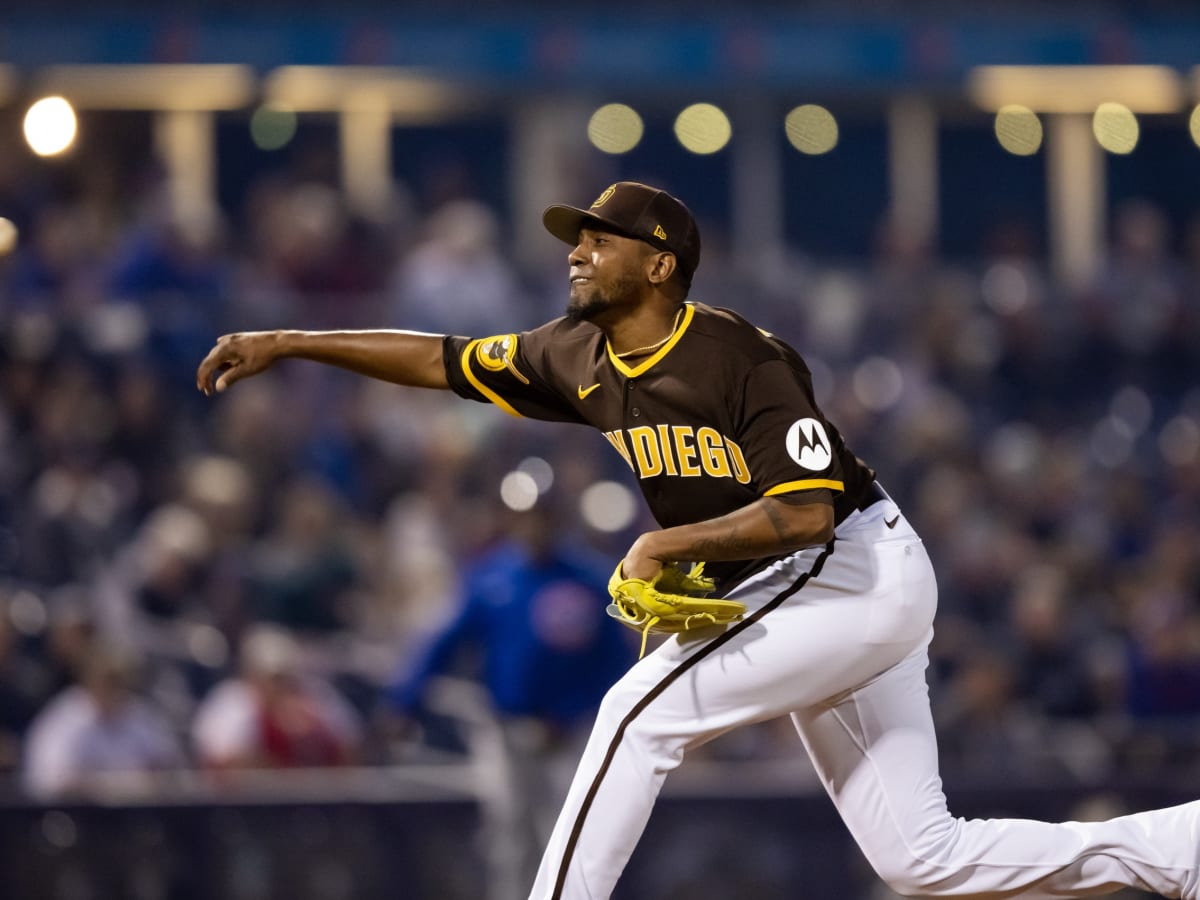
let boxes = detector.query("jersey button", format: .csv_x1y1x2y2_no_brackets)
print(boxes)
631,407,641,417
628,381,636,390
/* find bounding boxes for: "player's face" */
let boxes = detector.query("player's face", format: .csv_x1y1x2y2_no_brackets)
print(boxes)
566,228,653,322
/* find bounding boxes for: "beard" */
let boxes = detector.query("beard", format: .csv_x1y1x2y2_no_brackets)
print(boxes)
565,271,642,322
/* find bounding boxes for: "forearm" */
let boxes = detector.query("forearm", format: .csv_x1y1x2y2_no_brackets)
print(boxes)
198,328,452,395
631,497,833,569
276,330,449,389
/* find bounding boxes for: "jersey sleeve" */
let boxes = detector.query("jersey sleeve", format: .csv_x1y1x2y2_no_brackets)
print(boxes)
442,322,587,424
735,359,844,504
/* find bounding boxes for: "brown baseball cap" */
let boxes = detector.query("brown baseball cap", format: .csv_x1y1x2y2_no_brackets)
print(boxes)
543,182,701,286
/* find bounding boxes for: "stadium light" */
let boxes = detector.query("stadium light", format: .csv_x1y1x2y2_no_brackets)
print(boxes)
264,66,474,122
588,103,644,154
967,65,1184,114
785,104,838,155
24,97,77,156
1093,102,1139,154
994,105,1043,156
674,103,731,154
32,64,255,111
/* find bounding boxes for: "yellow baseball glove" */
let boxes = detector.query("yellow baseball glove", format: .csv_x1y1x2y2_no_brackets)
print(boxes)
607,562,747,658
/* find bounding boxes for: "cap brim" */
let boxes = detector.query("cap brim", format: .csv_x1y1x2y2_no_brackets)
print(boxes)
543,204,629,246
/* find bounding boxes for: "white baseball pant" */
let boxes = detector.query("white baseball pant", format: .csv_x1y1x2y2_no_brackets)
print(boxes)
528,497,1200,899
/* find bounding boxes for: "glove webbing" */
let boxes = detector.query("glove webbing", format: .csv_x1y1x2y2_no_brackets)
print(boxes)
607,595,730,658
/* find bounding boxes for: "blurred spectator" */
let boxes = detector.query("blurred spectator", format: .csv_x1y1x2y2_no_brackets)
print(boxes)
192,625,363,770
2,127,1200,801
388,199,526,335
40,585,98,695
387,500,633,733
1006,564,1103,720
387,499,635,886
245,476,362,634
0,590,56,775
22,644,186,798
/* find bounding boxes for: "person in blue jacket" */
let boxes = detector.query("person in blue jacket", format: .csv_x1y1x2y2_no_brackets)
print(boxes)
387,497,635,895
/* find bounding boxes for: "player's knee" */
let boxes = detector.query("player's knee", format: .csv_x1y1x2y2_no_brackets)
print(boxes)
596,675,643,728
864,821,963,896
595,681,686,764
872,859,933,898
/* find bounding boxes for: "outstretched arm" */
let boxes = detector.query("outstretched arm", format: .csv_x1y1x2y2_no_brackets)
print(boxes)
196,329,450,396
622,496,834,581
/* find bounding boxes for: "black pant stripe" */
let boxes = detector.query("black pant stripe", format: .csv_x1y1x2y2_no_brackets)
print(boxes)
549,541,836,899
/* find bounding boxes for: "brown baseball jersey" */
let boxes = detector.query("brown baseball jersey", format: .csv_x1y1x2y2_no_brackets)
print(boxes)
442,301,876,586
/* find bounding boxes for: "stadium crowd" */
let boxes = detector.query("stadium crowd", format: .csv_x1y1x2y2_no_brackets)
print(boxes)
2,133,1200,802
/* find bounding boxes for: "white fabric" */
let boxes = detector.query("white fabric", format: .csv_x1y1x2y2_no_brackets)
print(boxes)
529,501,1200,899
23,686,184,798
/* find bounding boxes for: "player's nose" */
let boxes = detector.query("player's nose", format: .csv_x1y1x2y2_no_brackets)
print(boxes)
568,242,586,267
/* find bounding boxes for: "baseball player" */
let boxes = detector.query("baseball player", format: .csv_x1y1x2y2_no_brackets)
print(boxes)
197,182,1200,900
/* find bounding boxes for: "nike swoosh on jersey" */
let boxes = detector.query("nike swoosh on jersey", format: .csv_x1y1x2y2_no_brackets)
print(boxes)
578,383,601,399
885,515,900,529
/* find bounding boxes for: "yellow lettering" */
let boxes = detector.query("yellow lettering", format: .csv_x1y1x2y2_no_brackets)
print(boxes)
697,427,732,478
603,430,634,471
672,426,701,477
628,426,663,478
609,425,750,483
656,425,678,476
726,438,751,484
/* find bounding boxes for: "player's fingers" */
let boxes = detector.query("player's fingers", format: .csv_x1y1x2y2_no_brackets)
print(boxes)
196,338,230,394
197,335,243,395
213,363,243,394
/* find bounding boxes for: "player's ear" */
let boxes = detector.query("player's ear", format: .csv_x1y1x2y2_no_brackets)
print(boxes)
646,251,678,288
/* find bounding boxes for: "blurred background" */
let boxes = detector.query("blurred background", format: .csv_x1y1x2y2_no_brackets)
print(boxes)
2,2,1200,898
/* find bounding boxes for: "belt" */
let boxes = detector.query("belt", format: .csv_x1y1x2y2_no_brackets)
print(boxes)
856,480,889,512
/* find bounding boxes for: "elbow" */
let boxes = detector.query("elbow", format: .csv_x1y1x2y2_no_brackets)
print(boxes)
811,515,835,545
804,511,835,547
765,497,834,549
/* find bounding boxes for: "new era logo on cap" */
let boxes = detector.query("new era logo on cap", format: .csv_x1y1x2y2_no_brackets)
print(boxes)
543,182,701,285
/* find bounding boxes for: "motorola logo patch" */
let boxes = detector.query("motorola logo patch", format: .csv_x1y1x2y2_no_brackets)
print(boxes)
786,418,832,471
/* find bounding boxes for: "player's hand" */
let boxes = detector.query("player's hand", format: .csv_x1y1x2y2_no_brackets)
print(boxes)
196,332,284,396
621,533,664,582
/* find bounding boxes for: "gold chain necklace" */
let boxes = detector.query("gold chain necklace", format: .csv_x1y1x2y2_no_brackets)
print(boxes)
613,308,684,360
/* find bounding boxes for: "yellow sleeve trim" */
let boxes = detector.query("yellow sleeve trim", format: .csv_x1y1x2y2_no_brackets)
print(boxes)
764,478,844,496
460,340,524,418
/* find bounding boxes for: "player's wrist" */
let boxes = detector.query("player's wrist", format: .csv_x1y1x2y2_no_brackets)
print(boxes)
623,533,665,581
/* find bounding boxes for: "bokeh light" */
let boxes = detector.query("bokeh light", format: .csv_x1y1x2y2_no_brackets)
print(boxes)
23,96,77,156
0,217,18,256
499,470,539,511
1159,415,1200,466
1190,105,1200,149
1109,386,1152,436
981,262,1031,315
983,422,1043,481
587,103,644,154
1092,102,1138,154
994,104,1043,156
851,356,904,412
517,456,555,494
40,811,78,849
579,481,637,532
1090,415,1135,468
187,624,230,668
674,103,731,154
8,589,47,636
250,103,298,150
784,104,838,155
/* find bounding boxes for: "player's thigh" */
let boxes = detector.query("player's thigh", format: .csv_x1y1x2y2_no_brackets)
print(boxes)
791,642,948,853
602,537,935,737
